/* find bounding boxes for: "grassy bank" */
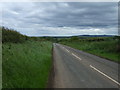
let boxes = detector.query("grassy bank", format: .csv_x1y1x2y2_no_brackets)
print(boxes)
60,39,119,63
2,41,52,88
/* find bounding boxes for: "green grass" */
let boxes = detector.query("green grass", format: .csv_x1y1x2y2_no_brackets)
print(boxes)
60,40,119,63
2,41,52,88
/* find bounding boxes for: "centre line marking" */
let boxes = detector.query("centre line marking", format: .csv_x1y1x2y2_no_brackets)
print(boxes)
90,65,120,86
66,49,70,52
72,53,82,60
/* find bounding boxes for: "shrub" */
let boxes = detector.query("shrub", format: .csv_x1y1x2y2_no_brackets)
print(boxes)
70,36,79,41
2,26,27,43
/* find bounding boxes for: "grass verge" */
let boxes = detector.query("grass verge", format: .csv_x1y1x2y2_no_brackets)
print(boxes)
2,41,52,88
60,40,119,63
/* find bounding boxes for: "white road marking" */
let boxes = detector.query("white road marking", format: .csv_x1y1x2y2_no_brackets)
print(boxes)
90,65,120,86
62,46,70,53
66,49,70,53
72,53,82,60
62,47,65,49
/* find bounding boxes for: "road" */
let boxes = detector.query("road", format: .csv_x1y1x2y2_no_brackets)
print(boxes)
53,43,120,88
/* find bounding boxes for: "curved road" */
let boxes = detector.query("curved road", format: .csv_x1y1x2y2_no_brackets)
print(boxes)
53,43,119,88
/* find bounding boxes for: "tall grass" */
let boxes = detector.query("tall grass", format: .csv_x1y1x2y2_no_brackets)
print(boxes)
2,41,52,88
60,39,119,63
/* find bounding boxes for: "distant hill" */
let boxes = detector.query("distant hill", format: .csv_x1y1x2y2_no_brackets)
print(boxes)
77,35,114,37
40,35,115,38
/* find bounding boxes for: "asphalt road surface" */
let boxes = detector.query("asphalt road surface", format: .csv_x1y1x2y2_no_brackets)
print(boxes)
53,43,120,88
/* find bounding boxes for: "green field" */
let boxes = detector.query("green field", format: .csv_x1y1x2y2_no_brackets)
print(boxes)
2,41,52,88
1,27,119,88
60,38,119,63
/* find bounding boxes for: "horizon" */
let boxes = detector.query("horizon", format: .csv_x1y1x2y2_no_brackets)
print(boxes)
26,34,116,37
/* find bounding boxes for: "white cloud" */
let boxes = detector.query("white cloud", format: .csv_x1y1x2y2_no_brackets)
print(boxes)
0,2,118,36
16,26,117,36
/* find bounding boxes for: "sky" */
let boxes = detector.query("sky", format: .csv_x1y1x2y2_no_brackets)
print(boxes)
0,2,118,36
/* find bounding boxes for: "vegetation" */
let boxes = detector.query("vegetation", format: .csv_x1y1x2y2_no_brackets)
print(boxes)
2,26,119,88
2,27,27,43
60,36,119,63
3,41,52,88
2,27,52,88
2,27,57,43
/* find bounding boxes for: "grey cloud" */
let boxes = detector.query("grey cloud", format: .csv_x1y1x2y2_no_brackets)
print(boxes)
1,2,118,36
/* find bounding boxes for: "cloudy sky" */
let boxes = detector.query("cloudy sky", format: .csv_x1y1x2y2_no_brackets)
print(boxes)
0,2,118,36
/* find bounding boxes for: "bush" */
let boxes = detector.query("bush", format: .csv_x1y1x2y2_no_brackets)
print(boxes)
70,36,79,41
2,27,27,43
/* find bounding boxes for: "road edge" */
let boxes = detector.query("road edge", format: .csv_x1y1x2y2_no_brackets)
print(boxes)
46,44,55,88
62,43,119,64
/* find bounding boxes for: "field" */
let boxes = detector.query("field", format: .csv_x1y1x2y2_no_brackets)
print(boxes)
2,41,52,88
1,26,119,88
60,37,119,63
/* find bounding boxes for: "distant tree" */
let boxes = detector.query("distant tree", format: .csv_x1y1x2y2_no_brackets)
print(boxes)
70,36,79,41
